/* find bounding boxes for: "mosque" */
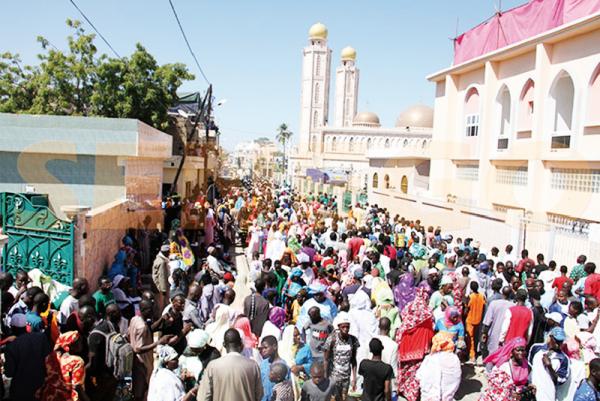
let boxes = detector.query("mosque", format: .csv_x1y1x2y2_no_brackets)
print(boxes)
289,23,434,210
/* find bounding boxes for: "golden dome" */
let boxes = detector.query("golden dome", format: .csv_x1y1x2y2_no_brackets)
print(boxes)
395,105,434,128
309,22,328,40
353,112,381,127
341,46,357,61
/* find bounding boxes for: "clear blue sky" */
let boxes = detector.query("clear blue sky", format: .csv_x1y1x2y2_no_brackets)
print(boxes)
1,0,524,150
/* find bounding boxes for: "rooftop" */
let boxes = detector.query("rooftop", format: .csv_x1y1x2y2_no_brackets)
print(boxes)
0,113,172,158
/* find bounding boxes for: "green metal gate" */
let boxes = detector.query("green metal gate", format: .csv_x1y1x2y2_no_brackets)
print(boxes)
1,193,74,285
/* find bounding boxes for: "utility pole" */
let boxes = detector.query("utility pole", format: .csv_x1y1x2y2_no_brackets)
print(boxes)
170,85,212,197
203,85,214,199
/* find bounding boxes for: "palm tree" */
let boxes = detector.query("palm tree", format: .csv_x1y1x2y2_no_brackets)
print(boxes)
276,123,293,181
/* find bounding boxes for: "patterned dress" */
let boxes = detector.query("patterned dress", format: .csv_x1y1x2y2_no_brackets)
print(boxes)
38,351,85,401
396,287,434,401
478,369,515,401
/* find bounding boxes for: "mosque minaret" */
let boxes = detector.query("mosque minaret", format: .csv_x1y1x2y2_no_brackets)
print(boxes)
334,46,359,128
299,22,332,154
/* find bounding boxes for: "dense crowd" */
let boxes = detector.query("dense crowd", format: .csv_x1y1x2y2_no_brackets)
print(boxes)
1,181,599,401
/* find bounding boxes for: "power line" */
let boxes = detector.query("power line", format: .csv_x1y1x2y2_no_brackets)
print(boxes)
68,0,121,58
167,0,211,85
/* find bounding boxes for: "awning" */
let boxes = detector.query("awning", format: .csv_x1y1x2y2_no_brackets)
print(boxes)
306,168,326,182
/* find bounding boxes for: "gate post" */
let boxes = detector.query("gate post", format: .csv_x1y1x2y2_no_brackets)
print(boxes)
61,206,91,284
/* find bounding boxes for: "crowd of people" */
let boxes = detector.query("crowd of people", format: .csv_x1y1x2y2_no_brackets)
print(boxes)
1,180,600,401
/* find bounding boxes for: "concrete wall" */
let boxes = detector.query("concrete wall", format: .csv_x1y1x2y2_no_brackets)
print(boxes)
77,200,163,288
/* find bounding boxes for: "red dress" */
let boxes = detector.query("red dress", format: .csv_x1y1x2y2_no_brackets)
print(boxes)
38,351,86,401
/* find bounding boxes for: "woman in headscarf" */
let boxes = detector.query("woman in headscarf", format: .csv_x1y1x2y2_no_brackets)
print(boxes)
147,345,196,401
558,338,586,401
396,287,435,401
279,325,313,399
232,315,261,361
107,250,127,281
260,306,286,340
480,337,533,401
348,288,378,370
416,332,462,401
393,270,416,312
205,306,230,353
434,306,465,346
37,331,87,401
374,284,400,339
180,329,220,387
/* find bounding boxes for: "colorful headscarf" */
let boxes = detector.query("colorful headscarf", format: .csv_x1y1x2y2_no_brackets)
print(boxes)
54,331,80,352
393,272,416,311
269,306,286,330
233,316,258,349
483,337,527,367
443,306,461,328
431,332,455,353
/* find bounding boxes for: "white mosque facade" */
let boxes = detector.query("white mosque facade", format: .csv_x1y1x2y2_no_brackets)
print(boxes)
289,23,434,210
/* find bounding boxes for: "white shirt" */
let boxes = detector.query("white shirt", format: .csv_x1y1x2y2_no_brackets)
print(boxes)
530,350,567,401
58,294,79,325
538,269,560,293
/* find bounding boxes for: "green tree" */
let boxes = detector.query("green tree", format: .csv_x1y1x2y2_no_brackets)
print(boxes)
0,19,194,130
276,123,293,177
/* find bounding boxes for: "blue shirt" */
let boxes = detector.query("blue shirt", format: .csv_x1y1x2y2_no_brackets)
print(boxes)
574,379,600,401
260,358,289,401
434,319,465,342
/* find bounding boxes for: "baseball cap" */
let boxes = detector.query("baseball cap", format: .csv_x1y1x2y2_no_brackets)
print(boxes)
544,312,564,324
549,327,566,342
354,269,364,279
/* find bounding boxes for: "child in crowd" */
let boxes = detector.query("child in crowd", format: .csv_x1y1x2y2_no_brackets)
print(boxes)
300,364,336,401
270,362,294,401
465,281,486,362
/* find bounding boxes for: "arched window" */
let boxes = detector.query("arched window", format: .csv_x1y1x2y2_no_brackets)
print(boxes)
401,176,408,194
313,111,319,129
496,85,512,150
367,138,372,150
465,87,480,137
314,83,320,104
316,55,321,76
518,79,535,136
403,139,408,147
372,173,379,189
348,137,354,152
331,137,337,152
549,71,575,149
586,65,600,129
311,135,318,152
385,139,390,148
384,174,390,189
